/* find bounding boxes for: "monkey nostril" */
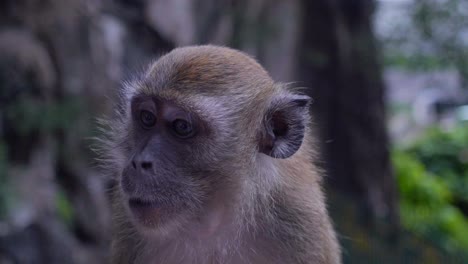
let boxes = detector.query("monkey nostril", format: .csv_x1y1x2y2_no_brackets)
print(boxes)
132,161,137,169
141,162,152,170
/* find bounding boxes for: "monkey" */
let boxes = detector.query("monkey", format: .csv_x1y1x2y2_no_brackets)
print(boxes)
98,45,341,264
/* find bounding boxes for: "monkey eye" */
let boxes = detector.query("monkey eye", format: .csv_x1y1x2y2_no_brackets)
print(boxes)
140,110,156,129
171,119,194,138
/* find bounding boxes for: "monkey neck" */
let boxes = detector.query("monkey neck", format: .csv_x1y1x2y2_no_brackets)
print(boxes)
182,153,292,238
187,188,231,238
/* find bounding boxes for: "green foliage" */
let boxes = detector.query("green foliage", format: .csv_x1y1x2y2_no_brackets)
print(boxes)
5,96,83,135
393,125,468,253
381,0,468,83
56,190,74,226
408,126,468,205
1,97,82,222
389,102,412,116
383,53,449,71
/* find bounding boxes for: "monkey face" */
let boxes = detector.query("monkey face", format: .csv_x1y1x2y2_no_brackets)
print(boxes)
113,46,311,236
120,95,235,232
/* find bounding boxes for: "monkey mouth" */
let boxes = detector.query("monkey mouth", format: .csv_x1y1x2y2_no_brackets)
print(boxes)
128,198,165,225
129,198,158,208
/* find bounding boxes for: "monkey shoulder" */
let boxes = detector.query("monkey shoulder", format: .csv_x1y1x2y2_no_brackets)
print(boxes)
252,189,339,264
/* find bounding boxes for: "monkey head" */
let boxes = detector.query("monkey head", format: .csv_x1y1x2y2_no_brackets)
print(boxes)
107,46,311,236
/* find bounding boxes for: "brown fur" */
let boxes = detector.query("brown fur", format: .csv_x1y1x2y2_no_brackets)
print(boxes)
98,45,341,264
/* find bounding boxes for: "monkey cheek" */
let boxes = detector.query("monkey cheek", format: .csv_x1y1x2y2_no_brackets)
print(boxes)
121,177,135,195
120,167,137,194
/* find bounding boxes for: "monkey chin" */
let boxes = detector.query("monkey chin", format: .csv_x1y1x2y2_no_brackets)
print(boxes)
126,197,191,237
127,196,226,239
127,198,165,227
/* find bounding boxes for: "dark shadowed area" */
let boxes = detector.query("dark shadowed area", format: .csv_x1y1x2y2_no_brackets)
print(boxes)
0,0,467,263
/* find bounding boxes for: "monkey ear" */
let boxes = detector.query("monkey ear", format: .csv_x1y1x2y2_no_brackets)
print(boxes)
259,93,311,159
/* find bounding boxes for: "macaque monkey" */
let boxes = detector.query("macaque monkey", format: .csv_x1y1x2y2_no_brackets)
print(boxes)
99,45,340,263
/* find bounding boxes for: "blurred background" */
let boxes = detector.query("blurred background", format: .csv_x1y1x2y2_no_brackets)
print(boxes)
0,0,467,263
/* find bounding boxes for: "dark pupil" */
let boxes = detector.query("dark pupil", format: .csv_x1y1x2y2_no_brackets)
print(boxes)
173,119,192,136
140,111,156,127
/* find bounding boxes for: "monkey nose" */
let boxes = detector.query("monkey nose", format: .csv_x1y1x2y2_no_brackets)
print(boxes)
132,159,153,171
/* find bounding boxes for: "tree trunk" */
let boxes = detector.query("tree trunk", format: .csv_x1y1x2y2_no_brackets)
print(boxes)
297,0,399,227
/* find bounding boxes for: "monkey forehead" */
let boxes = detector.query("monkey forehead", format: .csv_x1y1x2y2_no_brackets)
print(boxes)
141,45,275,97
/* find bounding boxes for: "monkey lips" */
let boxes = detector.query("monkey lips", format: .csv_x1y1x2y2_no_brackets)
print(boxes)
128,198,165,226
